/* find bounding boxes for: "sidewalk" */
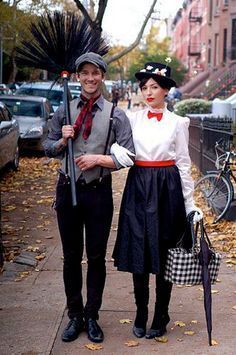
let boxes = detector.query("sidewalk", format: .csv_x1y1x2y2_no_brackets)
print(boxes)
0,169,236,355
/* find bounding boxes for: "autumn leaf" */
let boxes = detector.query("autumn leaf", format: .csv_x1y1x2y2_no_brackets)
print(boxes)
119,319,132,324
35,253,46,261
3,205,17,212
125,340,139,347
212,339,218,345
184,331,195,335
174,321,186,327
225,259,236,265
232,305,236,310
155,335,168,343
190,320,198,324
84,343,103,350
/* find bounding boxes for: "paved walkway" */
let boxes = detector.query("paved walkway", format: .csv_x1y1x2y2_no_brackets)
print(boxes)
1,170,236,355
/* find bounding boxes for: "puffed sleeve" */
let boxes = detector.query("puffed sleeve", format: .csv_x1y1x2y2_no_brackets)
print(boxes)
175,116,195,211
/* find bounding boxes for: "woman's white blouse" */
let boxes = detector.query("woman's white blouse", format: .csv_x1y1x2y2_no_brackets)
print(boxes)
126,107,194,210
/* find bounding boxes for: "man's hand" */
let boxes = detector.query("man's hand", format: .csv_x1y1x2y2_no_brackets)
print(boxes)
75,155,99,171
61,125,75,144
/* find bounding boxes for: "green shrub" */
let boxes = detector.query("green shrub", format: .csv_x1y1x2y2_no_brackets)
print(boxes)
174,99,212,116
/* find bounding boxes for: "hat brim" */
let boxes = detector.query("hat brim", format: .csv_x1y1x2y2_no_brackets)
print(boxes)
135,72,176,88
76,60,106,72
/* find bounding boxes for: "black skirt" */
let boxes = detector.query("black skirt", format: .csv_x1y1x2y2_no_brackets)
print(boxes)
113,165,187,274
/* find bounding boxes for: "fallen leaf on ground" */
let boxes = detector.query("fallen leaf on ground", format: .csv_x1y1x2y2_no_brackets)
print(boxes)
3,205,17,212
212,339,218,345
119,319,132,324
125,340,139,347
184,331,195,335
35,253,46,261
84,343,103,350
174,321,186,327
155,335,168,343
232,305,236,310
225,259,236,265
177,338,183,342
191,320,198,324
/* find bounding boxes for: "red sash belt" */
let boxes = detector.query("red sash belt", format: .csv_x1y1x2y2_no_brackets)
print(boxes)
135,160,175,167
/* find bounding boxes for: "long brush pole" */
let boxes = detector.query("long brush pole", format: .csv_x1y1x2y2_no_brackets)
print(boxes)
62,71,77,206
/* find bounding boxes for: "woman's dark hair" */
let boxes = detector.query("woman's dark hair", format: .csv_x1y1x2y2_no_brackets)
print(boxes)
139,76,171,90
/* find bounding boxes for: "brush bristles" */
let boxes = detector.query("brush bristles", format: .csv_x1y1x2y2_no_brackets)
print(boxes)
16,11,109,74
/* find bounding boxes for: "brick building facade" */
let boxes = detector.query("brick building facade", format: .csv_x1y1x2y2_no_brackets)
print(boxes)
170,0,236,98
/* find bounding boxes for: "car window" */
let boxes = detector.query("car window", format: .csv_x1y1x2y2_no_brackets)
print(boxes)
17,88,63,107
2,99,43,117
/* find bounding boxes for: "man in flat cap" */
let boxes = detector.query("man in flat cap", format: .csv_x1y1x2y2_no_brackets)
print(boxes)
44,52,135,343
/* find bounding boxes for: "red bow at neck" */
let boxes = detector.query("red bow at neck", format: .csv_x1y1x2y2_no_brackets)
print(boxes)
147,111,163,121
73,94,100,140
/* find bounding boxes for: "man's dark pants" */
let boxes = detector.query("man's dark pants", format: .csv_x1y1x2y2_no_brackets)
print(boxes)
55,174,113,320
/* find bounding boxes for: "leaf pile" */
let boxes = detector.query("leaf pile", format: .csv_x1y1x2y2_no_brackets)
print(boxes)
1,157,59,264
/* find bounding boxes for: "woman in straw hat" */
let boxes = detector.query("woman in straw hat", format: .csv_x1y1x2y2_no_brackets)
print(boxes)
111,61,203,339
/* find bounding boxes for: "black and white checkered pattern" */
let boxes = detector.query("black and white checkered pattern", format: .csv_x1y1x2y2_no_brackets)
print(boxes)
164,247,221,285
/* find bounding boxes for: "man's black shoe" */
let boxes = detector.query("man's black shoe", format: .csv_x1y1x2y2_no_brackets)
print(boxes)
61,317,85,342
145,326,167,339
86,319,104,343
133,325,146,338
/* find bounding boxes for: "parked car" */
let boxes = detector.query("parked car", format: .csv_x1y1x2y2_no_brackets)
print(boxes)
0,84,12,95
15,81,65,112
68,82,81,99
0,95,54,151
0,101,20,171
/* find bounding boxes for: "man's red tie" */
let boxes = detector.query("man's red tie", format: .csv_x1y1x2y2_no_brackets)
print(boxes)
147,111,163,121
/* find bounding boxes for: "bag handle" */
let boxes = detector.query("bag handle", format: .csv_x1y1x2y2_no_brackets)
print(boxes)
176,211,197,248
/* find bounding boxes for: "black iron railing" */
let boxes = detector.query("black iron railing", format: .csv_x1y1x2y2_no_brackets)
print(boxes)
189,115,234,173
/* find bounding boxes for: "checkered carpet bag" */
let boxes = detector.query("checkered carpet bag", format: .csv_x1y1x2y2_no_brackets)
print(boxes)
164,216,221,285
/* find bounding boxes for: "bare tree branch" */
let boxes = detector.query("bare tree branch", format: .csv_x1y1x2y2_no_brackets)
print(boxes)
73,0,94,28
95,0,108,29
72,0,158,64
106,0,158,64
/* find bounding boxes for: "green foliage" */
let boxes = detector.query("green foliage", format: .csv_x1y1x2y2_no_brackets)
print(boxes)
174,99,212,116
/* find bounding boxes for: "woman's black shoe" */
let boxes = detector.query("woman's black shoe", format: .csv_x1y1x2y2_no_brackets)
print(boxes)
133,325,146,338
61,317,85,342
145,326,167,339
86,318,104,343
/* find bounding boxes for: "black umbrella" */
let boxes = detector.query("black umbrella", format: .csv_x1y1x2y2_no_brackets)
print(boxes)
198,221,213,346
16,11,109,206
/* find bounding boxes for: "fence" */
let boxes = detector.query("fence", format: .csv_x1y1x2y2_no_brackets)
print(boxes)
189,115,235,173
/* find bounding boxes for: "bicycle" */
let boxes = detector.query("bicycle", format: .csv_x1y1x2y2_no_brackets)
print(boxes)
194,140,236,223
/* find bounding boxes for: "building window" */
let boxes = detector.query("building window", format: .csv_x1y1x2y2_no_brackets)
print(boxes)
214,33,219,66
231,19,236,60
223,0,229,6
223,29,227,63
209,0,213,23
208,39,212,65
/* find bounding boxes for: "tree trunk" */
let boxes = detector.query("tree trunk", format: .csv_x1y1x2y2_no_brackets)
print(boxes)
7,48,17,83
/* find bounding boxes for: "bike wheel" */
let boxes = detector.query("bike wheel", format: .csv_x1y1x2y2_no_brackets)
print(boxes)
194,172,233,223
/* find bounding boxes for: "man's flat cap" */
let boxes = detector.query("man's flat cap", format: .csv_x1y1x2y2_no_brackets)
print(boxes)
75,52,107,72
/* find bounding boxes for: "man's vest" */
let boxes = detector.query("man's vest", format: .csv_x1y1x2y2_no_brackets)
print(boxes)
62,97,114,183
